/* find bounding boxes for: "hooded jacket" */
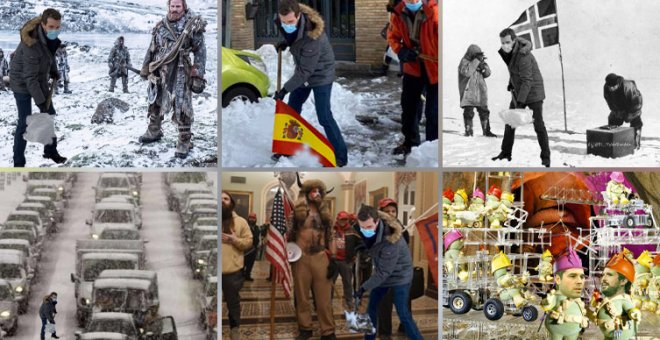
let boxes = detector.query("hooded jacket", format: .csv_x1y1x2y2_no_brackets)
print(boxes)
498,37,544,105
10,16,61,105
108,37,131,75
275,4,335,91
39,296,57,322
387,0,439,84
604,76,643,121
221,212,252,274
459,44,491,108
359,212,413,291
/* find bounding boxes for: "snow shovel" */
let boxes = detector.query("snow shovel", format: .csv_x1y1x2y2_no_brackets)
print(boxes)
498,88,533,129
24,81,56,145
344,296,375,335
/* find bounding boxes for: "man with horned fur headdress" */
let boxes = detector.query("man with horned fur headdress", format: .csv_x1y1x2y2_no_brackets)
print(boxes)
289,174,337,340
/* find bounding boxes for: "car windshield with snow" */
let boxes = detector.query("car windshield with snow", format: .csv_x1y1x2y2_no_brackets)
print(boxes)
92,278,159,328
0,254,30,313
0,279,19,335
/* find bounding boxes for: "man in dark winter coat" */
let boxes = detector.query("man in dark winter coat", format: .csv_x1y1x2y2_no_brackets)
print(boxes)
459,44,496,137
39,292,59,339
10,8,68,167
354,205,422,340
604,73,643,149
108,36,131,93
492,28,551,167
273,0,348,167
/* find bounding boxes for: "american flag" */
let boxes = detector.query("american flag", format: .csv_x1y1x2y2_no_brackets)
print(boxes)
510,0,559,50
265,188,293,298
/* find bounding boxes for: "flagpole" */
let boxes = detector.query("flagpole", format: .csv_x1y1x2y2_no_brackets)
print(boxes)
270,271,276,340
555,0,568,132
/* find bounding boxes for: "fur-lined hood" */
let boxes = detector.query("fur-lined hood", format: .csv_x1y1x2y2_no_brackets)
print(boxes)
20,16,44,47
378,211,403,244
299,4,324,40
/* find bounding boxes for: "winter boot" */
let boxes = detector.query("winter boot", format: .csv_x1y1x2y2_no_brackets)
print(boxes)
295,330,313,340
51,333,60,339
464,118,473,136
175,125,193,159
43,138,67,164
481,118,497,137
635,128,642,150
138,111,163,143
63,82,72,94
392,143,413,156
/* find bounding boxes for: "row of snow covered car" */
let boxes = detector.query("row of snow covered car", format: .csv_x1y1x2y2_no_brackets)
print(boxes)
0,172,76,336
165,173,217,340
72,173,178,340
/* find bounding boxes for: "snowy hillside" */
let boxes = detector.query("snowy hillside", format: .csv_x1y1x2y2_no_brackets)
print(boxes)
443,0,660,167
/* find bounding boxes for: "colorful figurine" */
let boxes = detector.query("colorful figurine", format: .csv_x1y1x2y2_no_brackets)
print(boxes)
536,249,554,282
485,185,502,228
646,253,660,314
491,251,533,308
604,172,632,206
442,189,454,227
444,229,468,281
449,189,468,228
468,188,485,228
631,250,652,310
589,249,641,340
541,247,588,340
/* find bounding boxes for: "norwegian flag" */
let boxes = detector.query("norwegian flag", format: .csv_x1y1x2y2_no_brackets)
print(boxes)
510,0,559,50
265,188,293,298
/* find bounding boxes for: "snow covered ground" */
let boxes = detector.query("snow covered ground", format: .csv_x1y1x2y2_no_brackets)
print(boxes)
11,172,214,339
443,0,660,167
0,0,218,168
221,45,438,168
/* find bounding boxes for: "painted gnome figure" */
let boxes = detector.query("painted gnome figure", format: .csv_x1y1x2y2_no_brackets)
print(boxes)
468,188,486,228
604,172,632,206
491,191,514,228
449,189,468,228
589,249,641,340
444,229,468,281
491,251,534,308
645,253,660,314
485,185,502,228
536,249,554,282
632,250,653,310
540,247,588,340
443,189,455,227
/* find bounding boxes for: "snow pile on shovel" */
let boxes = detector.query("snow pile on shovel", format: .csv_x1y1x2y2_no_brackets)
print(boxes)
498,108,534,128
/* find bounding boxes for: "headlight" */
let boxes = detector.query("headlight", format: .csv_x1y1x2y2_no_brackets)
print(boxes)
15,286,23,293
197,259,206,265
133,191,139,196
58,186,64,191
92,234,99,240
195,268,201,272
0,311,10,317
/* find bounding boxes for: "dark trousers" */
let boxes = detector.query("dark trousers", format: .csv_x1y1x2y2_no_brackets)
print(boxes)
500,100,550,163
222,270,244,329
378,286,413,336
401,66,439,146
244,249,257,279
463,106,490,121
366,283,422,340
13,92,58,167
331,260,354,308
289,83,348,165
40,317,46,340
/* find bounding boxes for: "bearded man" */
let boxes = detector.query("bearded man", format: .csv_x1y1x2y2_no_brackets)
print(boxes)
221,190,253,340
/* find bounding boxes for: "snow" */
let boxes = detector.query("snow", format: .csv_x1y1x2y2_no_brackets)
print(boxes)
0,1,218,168
443,0,660,167
222,44,439,167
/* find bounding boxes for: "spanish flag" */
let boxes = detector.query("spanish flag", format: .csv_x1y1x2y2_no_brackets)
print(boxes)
416,213,439,286
272,99,337,167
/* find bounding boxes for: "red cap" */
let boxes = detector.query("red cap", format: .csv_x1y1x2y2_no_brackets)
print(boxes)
378,198,397,209
248,212,257,219
488,185,502,199
336,211,351,220
443,189,454,201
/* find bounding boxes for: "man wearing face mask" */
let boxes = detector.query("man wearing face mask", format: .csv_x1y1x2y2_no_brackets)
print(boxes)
139,0,207,159
354,205,422,340
0,48,8,91
39,292,59,339
387,0,439,156
10,8,68,167
492,28,551,167
273,0,348,167
221,191,253,340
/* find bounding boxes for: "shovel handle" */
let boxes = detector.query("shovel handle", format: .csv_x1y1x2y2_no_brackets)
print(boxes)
277,49,282,92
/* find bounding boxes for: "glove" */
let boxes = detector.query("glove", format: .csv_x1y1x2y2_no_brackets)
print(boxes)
326,258,338,279
37,102,50,113
515,101,526,109
353,287,365,300
397,47,418,63
507,83,514,92
274,88,288,101
275,41,288,52
50,70,60,81
140,67,149,81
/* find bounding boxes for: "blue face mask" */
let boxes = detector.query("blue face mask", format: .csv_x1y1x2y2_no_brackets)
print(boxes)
360,228,376,238
46,29,60,40
405,0,423,12
282,22,298,34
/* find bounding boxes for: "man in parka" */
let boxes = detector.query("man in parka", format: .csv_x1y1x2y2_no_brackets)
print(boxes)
492,28,551,167
39,292,59,339
273,0,348,167
387,0,439,156
10,8,68,167
139,0,207,158
458,44,496,137
54,45,71,94
0,48,9,91
108,36,131,93
604,73,643,149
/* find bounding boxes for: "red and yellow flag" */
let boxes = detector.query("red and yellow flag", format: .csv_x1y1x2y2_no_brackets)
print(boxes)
272,99,336,167
416,213,439,286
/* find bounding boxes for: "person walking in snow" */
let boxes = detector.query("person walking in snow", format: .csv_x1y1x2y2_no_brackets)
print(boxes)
273,0,348,167
604,73,643,149
10,8,68,167
39,292,59,339
0,48,9,91
491,28,550,167
458,44,496,137
54,45,71,94
108,36,131,93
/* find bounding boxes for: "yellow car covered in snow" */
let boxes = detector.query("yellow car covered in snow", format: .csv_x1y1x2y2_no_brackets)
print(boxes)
221,47,270,108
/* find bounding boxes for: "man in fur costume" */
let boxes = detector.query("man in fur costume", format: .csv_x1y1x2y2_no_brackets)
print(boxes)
289,175,338,340
139,0,207,158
